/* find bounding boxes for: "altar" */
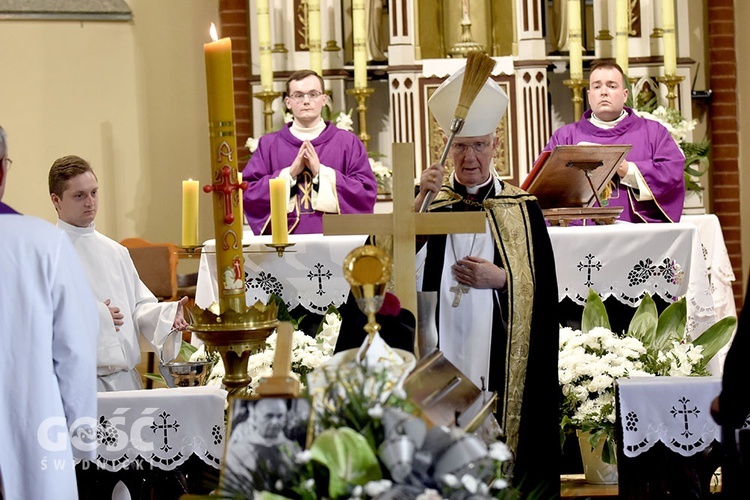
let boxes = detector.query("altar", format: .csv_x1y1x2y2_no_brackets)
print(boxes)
615,376,725,498
548,222,717,341
195,233,367,313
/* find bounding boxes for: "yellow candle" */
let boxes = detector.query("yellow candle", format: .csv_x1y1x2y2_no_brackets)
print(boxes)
615,0,629,75
181,179,199,246
567,0,583,80
257,0,274,91
352,0,367,88
204,24,247,313
308,0,323,76
269,178,288,244
662,0,677,76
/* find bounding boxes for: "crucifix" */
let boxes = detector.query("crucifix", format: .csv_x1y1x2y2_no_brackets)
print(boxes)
323,143,485,355
449,284,470,307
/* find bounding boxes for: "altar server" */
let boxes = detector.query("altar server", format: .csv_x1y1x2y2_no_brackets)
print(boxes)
415,68,561,497
541,61,685,223
0,127,99,498
242,69,377,234
48,155,186,391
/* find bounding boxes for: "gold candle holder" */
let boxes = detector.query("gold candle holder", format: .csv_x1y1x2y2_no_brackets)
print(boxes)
449,18,484,57
264,242,296,257
271,43,288,53
656,74,685,110
253,89,283,134
346,86,375,150
563,78,588,122
188,301,279,399
324,40,341,51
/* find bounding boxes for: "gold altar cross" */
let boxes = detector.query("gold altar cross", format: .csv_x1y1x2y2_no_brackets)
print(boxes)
323,143,485,343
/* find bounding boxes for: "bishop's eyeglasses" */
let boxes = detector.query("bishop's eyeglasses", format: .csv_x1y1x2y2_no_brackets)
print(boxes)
289,90,324,102
451,141,490,154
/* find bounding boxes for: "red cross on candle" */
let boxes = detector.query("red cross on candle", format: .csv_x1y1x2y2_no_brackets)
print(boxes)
203,165,248,224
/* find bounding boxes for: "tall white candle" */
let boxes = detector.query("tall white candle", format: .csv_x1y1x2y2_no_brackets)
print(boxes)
615,0,629,76
662,0,677,75
352,0,367,88
567,0,583,80
308,0,322,76
257,0,274,91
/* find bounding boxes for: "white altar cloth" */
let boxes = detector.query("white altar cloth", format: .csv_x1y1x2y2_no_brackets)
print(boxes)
95,387,226,471
195,233,367,313
617,376,721,458
548,222,716,337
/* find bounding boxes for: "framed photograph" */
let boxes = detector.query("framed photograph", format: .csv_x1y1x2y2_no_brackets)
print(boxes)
221,397,311,495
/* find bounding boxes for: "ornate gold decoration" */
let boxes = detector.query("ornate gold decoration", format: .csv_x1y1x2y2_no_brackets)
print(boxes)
656,74,685,110
345,86,375,149
563,78,588,122
343,245,391,341
253,89,283,134
187,300,279,399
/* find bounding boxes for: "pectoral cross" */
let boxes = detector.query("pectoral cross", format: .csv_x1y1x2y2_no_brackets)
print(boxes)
450,284,470,307
323,143,485,356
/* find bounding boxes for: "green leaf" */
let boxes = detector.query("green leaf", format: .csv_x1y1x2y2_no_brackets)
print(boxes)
143,373,165,384
256,493,295,500
309,427,382,498
627,294,658,345
652,298,687,352
692,316,737,366
179,340,198,361
581,288,610,333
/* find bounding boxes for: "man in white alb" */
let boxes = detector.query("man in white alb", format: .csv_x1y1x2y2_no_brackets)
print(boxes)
49,155,186,391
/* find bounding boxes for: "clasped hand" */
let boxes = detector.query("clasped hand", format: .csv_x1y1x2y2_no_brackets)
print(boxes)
290,140,320,178
451,256,507,290
413,162,445,211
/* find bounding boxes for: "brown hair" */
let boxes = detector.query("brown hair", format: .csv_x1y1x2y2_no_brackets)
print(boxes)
588,61,627,83
48,155,96,197
285,69,325,96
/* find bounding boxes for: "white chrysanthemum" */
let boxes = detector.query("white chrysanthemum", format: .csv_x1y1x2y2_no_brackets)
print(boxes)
460,474,478,494
488,441,513,462
364,479,392,497
245,136,259,153
334,109,354,131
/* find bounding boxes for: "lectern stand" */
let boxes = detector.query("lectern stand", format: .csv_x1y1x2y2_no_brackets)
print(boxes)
522,145,632,226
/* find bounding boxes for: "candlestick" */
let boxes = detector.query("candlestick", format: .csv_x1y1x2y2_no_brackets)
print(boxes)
181,179,199,246
204,25,247,314
257,0,274,90
563,78,587,122
615,0,629,75
346,86,375,150
308,0,323,76
253,89,283,134
662,0,677,76
269,177,289,245
656,74,685,109
352,0,367,88
567,0,583,80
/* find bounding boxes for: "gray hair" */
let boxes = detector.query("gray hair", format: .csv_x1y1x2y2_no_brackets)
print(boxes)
0,126,6,159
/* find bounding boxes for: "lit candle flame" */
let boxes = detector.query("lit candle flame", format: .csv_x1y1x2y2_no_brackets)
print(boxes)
209,23,218,42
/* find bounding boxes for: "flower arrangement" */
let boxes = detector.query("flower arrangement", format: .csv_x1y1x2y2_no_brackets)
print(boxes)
219,356,517,500
559,289,736,463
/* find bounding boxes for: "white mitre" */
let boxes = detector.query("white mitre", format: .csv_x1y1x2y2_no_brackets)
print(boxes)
428,65,510,137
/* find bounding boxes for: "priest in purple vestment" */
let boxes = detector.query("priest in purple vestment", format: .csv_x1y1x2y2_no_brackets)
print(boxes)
242,70,377,234
542,61,685,223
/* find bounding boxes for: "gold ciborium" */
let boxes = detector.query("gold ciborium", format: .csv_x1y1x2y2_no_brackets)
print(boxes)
187,300,278,399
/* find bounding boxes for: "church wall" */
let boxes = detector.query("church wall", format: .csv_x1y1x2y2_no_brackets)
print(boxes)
735,0,750,290
0,0,220,247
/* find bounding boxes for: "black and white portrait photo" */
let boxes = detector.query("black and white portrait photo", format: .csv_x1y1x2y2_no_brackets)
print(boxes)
221,397,311,494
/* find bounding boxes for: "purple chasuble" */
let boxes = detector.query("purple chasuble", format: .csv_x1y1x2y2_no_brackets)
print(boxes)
242,121,377,234
542,107,685,223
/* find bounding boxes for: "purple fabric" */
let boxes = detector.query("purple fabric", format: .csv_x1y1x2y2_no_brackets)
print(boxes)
0,201,19,215
242,122,377,234
543,107,685,223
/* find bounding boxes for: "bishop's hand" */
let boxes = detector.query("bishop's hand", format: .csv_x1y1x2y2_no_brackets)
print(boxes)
414,162,445,211
452,255,507,290
172,296,190,330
